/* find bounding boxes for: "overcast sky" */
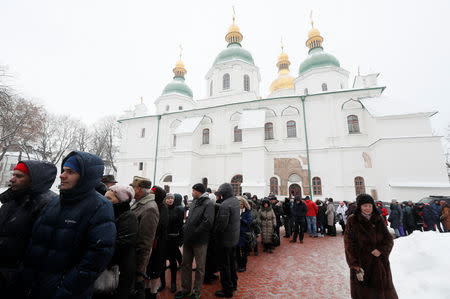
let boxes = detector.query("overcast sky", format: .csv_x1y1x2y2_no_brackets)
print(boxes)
0,0,449,136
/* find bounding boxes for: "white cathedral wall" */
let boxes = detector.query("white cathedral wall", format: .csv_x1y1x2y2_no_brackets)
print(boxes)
294,67,349,95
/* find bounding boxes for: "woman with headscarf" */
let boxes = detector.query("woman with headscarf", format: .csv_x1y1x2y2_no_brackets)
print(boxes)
344,194,398,299
102,185,138,299
257,198,276,253
236,196,252,272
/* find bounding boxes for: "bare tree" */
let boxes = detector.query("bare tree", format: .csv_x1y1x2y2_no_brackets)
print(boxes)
89,116,121,173
31,113,80,165
0,93,45,162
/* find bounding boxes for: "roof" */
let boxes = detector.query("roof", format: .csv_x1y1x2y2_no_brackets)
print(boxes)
299,47,340,75
162,77,193,98
360,96,437,118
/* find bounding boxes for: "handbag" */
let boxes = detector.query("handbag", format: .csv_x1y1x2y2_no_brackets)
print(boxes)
94,265,120,294
272,231,280,246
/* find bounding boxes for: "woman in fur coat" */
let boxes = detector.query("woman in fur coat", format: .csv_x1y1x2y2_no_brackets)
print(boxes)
344,194,398,299
257,198,276,253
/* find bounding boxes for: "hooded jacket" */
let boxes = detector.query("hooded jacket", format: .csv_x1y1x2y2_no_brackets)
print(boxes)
213,183,240,247
23,151,116,299
0,160,57,270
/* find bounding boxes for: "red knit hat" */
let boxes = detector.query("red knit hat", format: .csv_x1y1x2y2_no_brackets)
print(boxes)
14,162,30,176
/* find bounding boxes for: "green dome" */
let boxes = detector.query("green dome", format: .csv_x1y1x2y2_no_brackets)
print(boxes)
162,77,193,98
213,43,254,65
299,47,340,75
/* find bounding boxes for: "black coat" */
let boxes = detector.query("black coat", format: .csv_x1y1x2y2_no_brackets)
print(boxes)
214,183,240,248
291,200,308,222
271,201,283,227
0,160,56,275
316,204,327,224
110,201,138,299
23,151,116,299
282,200,291,217
167,201,185,245
183,193,215,246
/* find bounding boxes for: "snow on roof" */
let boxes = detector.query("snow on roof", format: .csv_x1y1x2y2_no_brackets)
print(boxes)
174,117,203,134
238,110,265,129
360,96,437,118
391,231,450,299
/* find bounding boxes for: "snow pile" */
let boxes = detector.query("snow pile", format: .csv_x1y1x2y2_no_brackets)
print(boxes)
390,231,450,299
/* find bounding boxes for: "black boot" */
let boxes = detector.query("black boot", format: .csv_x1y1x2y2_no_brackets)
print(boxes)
171,270,177,293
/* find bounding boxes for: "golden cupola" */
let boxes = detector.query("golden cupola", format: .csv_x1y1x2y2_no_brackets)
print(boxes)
173,51,187,78
225,13,243,44
270,45,294,93
306,12,323,50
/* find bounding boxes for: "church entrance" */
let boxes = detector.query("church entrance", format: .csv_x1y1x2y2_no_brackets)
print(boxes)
289,184,302,199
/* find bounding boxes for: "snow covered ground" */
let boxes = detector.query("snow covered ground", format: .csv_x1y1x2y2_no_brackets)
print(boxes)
391,231,450,299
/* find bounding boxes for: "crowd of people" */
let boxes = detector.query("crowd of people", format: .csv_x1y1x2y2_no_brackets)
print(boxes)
1,150,449,299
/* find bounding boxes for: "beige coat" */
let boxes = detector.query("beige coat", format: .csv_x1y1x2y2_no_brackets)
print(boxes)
131,193,159,275
257,206,276,244
441,204,450,230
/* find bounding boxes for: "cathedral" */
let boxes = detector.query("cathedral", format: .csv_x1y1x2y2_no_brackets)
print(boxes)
116,15,450,202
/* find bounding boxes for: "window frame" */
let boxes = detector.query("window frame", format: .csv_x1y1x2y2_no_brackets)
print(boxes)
270,177,278,195
223,73,230,90
286,120,297,138
347,115,360,134
233,125,242,142
354,176,366,195
265,122,274,140
312,177,322,195
202,128,210,145
322,83,328,91
140,128,146,138
231,175,243,196
243,74,250,91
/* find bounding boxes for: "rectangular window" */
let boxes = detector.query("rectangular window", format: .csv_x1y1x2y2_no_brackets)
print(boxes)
141,128,145,138
138,162,143,171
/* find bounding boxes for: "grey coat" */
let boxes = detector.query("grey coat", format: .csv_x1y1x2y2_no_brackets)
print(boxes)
325,202,336,226
214,183,240,248
183,193,215,246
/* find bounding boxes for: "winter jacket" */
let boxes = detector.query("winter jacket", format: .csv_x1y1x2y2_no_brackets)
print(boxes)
291,199,307,223
422,204,434,228
402,206,415,229
0,161,57,270
183,193,215,246
388,204,403,229
431,203,442,222
316,203,327,225
147,192,168,278
305,200,318,217
23,151,116,299
110,201,138,299
271,200,283,227
441,203,450,230
238,209,252,247
167,197,185,245
344,212,398,299
282,199,291,217
336,204,348,224
257,200,276,244
131,192,159,277
214,183,240,248
325,202,336,226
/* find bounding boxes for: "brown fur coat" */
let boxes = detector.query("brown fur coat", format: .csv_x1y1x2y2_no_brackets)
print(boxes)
344,212,398,299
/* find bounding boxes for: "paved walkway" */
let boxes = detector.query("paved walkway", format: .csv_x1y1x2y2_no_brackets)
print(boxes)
159,230,351,299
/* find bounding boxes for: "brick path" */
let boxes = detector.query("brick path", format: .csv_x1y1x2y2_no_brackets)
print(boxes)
159,229,351,299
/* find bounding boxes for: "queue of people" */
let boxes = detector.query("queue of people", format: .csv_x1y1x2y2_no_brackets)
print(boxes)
1,152,449,299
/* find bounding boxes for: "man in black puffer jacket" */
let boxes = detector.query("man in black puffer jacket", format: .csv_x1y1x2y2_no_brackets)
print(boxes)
290,196,308,243
0,160,57,298
213,183,240,298
23,151,116,298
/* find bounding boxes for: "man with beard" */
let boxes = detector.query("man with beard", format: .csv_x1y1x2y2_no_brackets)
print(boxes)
0,161,57,298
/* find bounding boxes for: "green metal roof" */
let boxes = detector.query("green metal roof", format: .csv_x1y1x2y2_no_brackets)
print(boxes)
299,47,340,75
213,43,254,65
162,76,193,98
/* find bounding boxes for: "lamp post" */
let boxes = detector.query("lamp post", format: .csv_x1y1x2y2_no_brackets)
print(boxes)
300,95,313,199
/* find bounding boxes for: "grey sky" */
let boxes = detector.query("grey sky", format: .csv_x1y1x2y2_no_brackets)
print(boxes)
0,0,449,137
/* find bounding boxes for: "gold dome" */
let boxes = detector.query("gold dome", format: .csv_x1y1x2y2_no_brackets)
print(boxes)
271,46,294,93
306,11,323,49
173,45,186,77
225,7,243,44
308,27,320,39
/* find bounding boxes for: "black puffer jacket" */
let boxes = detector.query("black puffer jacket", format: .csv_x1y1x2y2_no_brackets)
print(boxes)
183,192,215,246
291,197,308,222
214,183,240,248
167,195,184,245
23,151,116,299
0,160,57,269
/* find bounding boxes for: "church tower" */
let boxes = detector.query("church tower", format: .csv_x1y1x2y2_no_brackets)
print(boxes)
269,42,295,97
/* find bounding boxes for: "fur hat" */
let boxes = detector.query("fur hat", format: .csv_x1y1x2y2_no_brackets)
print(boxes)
165,193,174,199
109,185,135,202
130,176,152,189
192,183,206,194
237,196,250,210
356,194,375,207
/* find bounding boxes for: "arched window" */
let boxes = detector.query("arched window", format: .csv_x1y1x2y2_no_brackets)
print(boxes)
202,128,209,144
322,83,328,91
178,106,183,110
265,122,274,140
234,126,242,142
165,105,169,111
210,80,213,96
354,176,365,195
163,175,172,182
141,128,146,138
223,73,230,90
243,75,250,91
304,88,308,95
202,177,208,189
286,121,297,138
173,135,176,147
270,177,278,195
231,175,243,196
312,177,322,195
347,115,360,133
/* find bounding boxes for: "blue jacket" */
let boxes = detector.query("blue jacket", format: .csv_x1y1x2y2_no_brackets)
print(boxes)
388,204,403,229
238,209,252,247
431,203,442,221
24,151,116,299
